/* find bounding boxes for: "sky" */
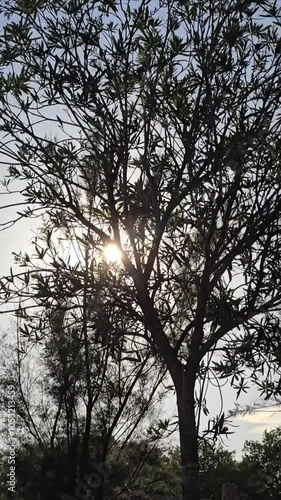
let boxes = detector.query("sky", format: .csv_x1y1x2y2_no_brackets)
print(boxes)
165,379,281,459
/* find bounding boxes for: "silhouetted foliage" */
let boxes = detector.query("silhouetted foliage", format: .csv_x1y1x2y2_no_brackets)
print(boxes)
1,1,281,498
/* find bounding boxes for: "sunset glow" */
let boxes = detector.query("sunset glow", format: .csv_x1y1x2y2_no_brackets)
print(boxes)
104,243,122,263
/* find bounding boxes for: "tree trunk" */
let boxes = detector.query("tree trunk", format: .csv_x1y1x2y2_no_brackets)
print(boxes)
65,436,79,498
177,369,200,500
80,400,92,482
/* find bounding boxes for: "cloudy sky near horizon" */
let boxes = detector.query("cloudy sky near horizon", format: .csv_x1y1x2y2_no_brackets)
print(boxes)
232,407,281,458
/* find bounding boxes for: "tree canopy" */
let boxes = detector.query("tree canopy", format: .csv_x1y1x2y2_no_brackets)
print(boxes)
1,1,281,499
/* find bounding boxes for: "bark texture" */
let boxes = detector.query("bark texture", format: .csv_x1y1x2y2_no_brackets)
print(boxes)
177,369,200,500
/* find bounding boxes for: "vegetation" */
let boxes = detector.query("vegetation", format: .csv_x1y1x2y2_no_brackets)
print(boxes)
0,290,168,499
0,1,281,499
1,427,281,500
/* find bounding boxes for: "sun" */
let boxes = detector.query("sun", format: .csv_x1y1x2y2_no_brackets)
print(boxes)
104,243,122,264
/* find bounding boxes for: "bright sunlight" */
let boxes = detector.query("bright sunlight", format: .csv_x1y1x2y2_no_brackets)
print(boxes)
104,243,122,264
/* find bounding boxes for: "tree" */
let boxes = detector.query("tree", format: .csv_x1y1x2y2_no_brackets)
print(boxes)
199,427,281,500
0,237,168,499
239,427,281,500
199,442,238,500
0,435,180,500
1,1,281,499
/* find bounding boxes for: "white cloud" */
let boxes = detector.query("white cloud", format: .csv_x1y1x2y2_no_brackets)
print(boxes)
236,406,281,434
